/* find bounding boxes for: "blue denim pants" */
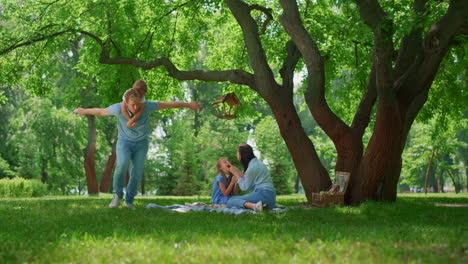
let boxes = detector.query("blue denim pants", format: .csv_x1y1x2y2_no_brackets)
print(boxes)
113,139,149,204
226,189,276,209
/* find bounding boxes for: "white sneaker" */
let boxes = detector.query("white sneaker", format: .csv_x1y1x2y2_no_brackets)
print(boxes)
109,194,121,208
125,203,135,210
254,201,264,212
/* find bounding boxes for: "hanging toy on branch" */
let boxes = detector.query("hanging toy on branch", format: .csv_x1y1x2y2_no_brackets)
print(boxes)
211,93,241,120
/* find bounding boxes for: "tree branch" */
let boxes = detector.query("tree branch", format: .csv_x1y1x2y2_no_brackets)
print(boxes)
99,52,255,88
279,0,324,102
351,62,377,137
394,0,428,79
134,0,194,56
1,27,255,89
355,0,395,102
225,0,278,96
398,0,468,104
279,0,353,147
454,22,468,36
38,0,62,21
249,4,274,35
0,30,70,55
279,40,301,90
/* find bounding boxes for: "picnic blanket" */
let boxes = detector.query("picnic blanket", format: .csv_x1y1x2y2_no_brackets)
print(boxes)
146,202,288,215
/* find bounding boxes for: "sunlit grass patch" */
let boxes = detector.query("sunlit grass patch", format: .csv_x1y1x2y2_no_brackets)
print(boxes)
0,193,466,263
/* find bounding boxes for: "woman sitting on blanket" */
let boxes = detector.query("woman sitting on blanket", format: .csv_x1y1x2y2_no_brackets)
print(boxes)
224,144,276,212
211,158,239,205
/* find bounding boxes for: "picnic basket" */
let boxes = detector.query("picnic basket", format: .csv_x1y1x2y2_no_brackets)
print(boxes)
311,171,350,208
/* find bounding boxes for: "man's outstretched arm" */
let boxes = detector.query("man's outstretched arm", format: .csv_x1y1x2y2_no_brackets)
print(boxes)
156,101,200,111
74,108,110,116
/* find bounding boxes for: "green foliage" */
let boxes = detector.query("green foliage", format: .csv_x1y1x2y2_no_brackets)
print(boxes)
418,46,467,124
310,126,338,177
0,194,466,263
0,177,47,197
0,0,465,200
401,116,467,192
148,114,248,196
0,156,17,179
254,116,294,194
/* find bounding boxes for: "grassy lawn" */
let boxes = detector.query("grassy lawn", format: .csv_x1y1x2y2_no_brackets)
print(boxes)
0,193,466,264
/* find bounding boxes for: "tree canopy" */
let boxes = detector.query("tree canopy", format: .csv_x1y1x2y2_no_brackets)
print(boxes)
0,0,466,202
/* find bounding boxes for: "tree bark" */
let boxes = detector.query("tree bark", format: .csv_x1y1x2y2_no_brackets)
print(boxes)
437,176,442,193
424,147,436,194
41,168,48,184
83,115,99,194
270,101,331,200
349,101,403,204
99,140,116,193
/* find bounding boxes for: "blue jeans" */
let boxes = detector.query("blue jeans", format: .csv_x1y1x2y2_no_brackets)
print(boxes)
113,139,149,204
226,189,276,209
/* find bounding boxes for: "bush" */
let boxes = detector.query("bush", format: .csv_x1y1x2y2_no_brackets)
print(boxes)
0,157,17,178
0,177,48,197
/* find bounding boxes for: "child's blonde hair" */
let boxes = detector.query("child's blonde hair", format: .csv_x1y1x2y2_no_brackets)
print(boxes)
132,80,148,93
216,158,231,177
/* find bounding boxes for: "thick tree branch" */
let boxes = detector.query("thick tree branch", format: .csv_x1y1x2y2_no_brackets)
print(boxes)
398,0,468,104
225,0,279,97
394,0,428,79
0,28,255,89
279,0,324,103
279,40,301,90
99,53,255,87
455,22,468,36
279,0,355,151
351,62,377,137
355,0,395,102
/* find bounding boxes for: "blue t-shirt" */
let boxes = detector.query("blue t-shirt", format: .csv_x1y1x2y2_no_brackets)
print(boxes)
211,175,232,205
107,101,159,142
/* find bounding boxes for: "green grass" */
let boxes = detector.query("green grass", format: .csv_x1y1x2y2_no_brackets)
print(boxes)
0,193,466,264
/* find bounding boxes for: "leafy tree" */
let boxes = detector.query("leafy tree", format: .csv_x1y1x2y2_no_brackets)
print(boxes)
254,116,294,194
401,116,467,193
0,156,17,179
7,97,88,193
1,0,466,204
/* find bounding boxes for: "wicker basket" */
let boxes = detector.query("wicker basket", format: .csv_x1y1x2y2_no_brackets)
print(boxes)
311,171,350,208
311,193,344,208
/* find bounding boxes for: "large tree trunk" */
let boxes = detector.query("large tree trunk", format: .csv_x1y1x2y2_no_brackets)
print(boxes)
83,115,99,194
270,101,331,200
99,140,116,193
349,102,403,204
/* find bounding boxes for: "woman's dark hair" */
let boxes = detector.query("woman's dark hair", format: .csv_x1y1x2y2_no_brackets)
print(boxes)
238,144,256,172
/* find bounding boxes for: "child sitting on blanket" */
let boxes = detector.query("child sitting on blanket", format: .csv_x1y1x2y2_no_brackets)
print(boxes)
211,158,239,205
121,80,148,128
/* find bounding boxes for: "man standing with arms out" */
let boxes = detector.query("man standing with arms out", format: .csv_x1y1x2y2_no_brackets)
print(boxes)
74,85,200,209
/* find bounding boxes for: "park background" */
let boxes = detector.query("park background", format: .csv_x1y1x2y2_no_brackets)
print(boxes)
0,0,467,263
0,0,466,198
